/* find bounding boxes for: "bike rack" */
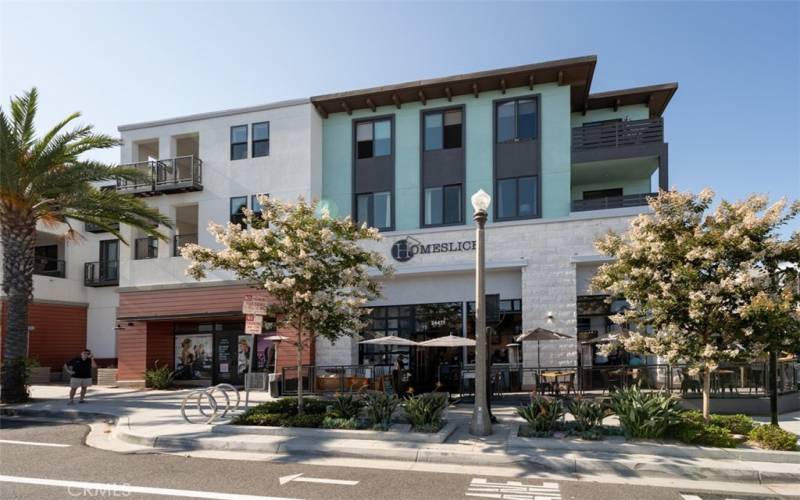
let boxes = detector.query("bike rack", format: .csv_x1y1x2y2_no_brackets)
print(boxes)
180,384,241,424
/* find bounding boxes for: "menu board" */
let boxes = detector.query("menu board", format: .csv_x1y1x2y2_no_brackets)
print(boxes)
217,337,232,381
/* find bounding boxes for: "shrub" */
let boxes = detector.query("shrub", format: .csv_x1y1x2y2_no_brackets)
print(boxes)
607,385,681,439
364,392,400,431
668,413,739,448
233,412,284,426
248,397,328,416
322,416,361,429
144,362,175,389
517,396,563,434
281,413,325,428
710,414,755,435
567,398,606,432
0,357,40,402
404,393,448,432
328,393,363,420
749,425,798,451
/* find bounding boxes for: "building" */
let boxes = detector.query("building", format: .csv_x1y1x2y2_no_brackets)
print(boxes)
0,55,677,389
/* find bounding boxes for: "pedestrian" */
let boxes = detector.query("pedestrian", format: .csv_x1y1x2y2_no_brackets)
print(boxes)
64,349,96,404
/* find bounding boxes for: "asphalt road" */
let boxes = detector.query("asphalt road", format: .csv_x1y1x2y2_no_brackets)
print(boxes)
0,418,786,500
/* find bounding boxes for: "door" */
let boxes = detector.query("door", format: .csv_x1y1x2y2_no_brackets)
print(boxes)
99,239,119,281
213,333,254,386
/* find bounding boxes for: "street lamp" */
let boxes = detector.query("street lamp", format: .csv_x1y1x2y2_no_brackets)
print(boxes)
469,188,492,436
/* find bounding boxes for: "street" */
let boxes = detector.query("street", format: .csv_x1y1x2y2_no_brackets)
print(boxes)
0,418,788,500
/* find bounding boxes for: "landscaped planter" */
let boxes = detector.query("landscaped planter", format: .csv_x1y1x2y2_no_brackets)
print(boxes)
28,366,51,385
96,368,118,386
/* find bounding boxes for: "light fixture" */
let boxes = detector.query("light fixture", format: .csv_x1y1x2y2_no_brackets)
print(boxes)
471,189,491,214
547,311,554,320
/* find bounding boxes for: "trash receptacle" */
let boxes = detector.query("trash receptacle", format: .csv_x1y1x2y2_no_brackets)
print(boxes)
269,373,281,397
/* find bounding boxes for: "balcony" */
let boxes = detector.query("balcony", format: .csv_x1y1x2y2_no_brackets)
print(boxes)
134,237,158,260
117,155,203,196
173,233,198,257
85,221,120,233
571,192,656,213
33,257,65,278
84,261,119,287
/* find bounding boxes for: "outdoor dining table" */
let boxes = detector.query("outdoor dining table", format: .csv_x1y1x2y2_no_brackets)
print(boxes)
540,370,577,395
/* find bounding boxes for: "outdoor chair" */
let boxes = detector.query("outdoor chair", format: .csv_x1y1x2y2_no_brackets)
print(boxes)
600,368,620,395
557,372,575,396
534,372,552,395
491,371,505,398
677,368,701,395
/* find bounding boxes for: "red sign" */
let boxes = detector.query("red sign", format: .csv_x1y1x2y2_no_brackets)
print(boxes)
245,314,263,334
242,294,268,315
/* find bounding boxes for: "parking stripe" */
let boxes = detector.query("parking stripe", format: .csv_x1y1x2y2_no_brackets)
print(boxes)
0,439,70,448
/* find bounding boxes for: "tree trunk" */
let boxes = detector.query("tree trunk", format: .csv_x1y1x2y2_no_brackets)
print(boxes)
702,366,711,422
1,210,36,403
769,351,779,426
295,316,304,416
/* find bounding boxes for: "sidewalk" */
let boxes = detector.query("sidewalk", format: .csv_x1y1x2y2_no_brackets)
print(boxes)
3,385,800,487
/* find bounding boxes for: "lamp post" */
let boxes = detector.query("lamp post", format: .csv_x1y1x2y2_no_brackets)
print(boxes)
469,188,492,436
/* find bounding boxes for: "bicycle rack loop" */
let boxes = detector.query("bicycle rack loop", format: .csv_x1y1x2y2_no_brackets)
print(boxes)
181,384,241,424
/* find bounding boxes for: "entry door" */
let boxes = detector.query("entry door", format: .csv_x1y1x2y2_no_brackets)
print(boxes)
99,240,119,281
213,333,254,386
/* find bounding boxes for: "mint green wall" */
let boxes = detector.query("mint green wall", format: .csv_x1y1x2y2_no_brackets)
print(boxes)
321,82,572,230
570,178,651,201
570,104,649,127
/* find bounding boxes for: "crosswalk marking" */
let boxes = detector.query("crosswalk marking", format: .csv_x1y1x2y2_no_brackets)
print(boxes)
467,478,561,500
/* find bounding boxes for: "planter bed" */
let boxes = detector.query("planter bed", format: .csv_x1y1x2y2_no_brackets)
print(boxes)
213,420,457,444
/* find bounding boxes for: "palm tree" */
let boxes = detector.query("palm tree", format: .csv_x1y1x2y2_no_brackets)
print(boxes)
0,88,171,403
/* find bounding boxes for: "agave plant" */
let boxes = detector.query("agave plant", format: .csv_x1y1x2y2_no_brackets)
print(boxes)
328,392,364,420
607,385,682,439
517,396,563,433
567,398,607,432
403,393,448,431
364,392,400,431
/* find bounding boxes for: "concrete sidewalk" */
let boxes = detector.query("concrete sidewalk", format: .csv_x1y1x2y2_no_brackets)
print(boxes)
3,385,800,486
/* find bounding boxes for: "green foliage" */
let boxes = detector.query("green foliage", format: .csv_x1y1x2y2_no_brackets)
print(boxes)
144,362,175,390
607,385,682,439
246,397,328,416
710,413,756,435
364,392,400,431
322,416,361,429
403,393,448,431
0,357,39,402
328,393,363,420
233,412,284,426
668,412,739,448
567,398,607,432
749,425,799,451
517,396,564,433
281,414,326,428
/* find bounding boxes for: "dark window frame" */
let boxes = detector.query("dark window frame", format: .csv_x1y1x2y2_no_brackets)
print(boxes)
229,196,247,227
419,105,466,229
422,183,464,228
355,191,392,231
493,94,542,222
230,125,248,161
352,114,395,232
422,108,463,151
495,98,538,144
355,118,392,160
252,121,270,158
495,175,539,221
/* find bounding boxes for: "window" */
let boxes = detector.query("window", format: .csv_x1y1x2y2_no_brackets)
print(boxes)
496,176,537,219
356,119,391,159
134,237,158,260
424,109,462,151
252,122,269,157
424,184,462,226
355,191,391,230
230,125,247,160
496,98,537,143
251,194,266,219
583,188,623,200
230,196,247,227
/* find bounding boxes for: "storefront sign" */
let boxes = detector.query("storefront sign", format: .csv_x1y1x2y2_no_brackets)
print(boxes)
242,294,268,315
390,237,476,262
245,314,263,334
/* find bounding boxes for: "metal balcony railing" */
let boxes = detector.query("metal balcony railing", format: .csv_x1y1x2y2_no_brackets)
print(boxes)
117,156,203,195
572,117,664,152
85,221,120,233
33,257,65,278
134,237,158,260
84,260,119,287
571,192,656,212
173,233,198,257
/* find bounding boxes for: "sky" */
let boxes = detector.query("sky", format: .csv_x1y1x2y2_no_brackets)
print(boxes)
1,1,798,235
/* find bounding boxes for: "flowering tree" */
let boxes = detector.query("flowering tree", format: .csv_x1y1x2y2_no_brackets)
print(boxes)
182,196,392,414
592,189,799,420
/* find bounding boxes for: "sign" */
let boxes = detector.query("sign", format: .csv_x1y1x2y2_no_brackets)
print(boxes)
390,236,476,262
245,314,263,334
242,294,268,315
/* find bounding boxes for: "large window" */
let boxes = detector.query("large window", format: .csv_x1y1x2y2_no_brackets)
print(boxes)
252,122,269,157
356,119,391,159
356,191,391,230
496,99,537,143
496,176,537,220
424,184,462,226
424,109,462,151
230,125,248,160
230,196,247,227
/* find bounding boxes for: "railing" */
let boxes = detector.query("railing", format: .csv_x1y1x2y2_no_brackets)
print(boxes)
33,257,65,278
134,237,158,260
572,117,664,152
173,233,198,256
84,260,119,286
281,364,394,395
85,221,120,233
571,192,656,212
117,156,202,195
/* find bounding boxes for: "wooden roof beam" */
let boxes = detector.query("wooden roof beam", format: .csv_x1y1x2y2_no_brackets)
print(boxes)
500,79,506,94
613,99,620,112
472,83,479,98
582,102,588,116
341,101,352,115
528,74,534,90
315,105,328,119
392,94,401,109
557,70,565,86
366,97,376,112
445,87,453,102
418,90,427,105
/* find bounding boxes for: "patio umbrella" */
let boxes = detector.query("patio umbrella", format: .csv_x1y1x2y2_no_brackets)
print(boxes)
359,336,419,346
417,334,476,347
515,327,572,368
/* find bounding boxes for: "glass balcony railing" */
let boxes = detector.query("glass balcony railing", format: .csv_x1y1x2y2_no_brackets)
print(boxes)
84,260,119,287
33,257,65,278
117,156,202,195
134,237,158,260
571,192,656,212
173,233,198,257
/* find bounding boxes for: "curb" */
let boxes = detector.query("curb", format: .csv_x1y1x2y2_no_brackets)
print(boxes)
212,421,459,444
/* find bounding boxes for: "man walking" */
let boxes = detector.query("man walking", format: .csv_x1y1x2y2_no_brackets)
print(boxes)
64,349,95,404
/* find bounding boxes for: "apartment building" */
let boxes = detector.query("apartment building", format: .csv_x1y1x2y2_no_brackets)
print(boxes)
0,55,676,389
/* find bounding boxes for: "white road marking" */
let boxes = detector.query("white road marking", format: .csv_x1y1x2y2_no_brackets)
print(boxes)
466,478,560,499
279,473,358,486
0,439,70,448
681,496,704,500
0,475,301,500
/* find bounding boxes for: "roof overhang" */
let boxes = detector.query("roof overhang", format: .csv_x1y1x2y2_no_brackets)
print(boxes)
311,55,598,118
584,83,678,118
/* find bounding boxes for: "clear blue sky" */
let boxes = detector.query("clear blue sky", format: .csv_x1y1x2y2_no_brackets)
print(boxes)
2,1,798,234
